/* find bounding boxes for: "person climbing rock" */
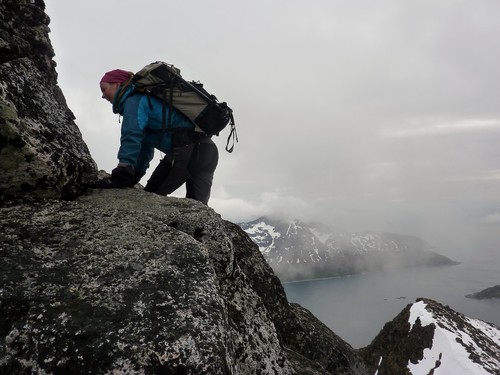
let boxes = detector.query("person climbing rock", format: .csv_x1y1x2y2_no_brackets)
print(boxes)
96,69,218,205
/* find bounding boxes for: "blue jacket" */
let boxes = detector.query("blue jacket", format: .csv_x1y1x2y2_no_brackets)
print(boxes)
113,85,193,171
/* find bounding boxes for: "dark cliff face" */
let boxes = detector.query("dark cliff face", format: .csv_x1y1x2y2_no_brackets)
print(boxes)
359,299,435,374
360,298,500,375
0,0,97,204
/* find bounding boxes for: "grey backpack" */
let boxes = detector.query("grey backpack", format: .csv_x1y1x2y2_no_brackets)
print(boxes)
132,61,237,152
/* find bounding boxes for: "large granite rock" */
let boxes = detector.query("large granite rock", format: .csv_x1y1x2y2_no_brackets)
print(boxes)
0,188,368,374
0,0,97,204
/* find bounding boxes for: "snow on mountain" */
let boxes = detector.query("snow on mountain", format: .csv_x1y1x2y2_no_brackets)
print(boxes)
239,216,458,281
240,218,500,373
239,217,331,266
240,219,281,255
406,300,500,374
362,298,500,375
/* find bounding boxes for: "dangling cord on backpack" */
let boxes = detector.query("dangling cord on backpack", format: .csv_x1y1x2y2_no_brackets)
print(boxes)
225,112,238,153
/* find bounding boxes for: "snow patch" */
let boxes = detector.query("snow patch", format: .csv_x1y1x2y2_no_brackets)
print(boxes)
407,301,499,375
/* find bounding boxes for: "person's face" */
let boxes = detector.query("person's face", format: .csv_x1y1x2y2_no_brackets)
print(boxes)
100,82,120,103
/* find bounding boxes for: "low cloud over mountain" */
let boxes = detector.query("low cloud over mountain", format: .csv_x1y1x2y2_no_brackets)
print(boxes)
240,216,458,281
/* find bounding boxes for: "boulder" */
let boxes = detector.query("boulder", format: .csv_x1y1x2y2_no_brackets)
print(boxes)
0,188,368,374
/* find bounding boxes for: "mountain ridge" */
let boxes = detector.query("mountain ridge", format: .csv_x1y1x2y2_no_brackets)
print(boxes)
360,298,500,374
239,216,459,281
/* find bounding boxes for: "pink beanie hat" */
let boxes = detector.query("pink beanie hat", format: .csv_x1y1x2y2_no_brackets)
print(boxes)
100,69,133,84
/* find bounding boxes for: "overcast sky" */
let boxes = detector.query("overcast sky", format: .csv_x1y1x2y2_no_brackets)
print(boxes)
45,1,500,259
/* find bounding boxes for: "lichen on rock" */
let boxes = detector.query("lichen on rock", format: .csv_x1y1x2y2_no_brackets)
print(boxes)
0,0,97,204
0,189,368,374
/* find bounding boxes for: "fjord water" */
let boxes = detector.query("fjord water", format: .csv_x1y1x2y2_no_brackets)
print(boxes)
283,256,500,349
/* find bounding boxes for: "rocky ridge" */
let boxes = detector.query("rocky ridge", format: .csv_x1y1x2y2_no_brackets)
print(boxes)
360,298,500,374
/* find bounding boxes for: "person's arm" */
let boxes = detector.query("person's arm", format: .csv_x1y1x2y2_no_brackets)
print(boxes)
117,94,145,167
96,95,146,188
134,96,155,174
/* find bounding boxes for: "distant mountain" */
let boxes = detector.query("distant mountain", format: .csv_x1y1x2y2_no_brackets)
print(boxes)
466,285,500,300
239,216,459,281
360,298,500,374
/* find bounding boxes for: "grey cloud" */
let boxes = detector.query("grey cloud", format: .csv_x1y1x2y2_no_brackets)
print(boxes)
46,0,500,257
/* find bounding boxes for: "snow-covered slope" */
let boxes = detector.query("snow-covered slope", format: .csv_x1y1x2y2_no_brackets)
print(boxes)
239,216,458,281
240,217,331,264
407,300,500,374
362,298,500,375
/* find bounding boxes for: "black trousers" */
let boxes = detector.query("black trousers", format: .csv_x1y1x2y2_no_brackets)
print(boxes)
144,140,218,205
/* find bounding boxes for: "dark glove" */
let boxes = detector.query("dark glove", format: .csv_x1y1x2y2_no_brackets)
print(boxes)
95,165,136,189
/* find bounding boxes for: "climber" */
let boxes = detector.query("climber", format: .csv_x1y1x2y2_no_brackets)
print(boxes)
95,69,218,205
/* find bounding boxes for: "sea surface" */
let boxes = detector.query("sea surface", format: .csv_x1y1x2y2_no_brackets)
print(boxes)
283,256,500,349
